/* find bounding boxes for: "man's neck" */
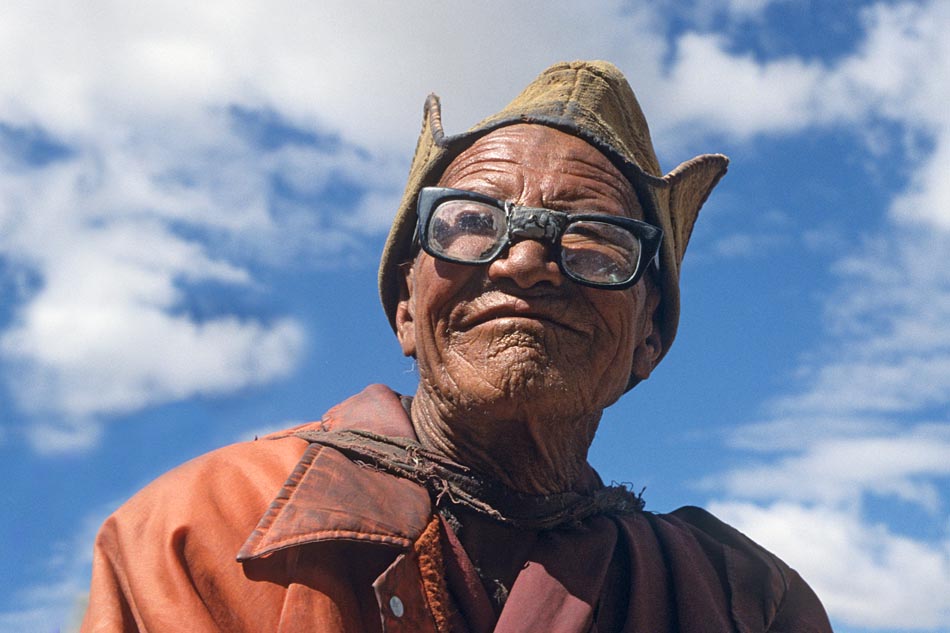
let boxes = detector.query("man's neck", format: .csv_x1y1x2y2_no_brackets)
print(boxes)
408,386,599,496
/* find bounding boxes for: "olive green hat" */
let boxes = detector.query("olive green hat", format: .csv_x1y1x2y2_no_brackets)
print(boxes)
379,60,728,377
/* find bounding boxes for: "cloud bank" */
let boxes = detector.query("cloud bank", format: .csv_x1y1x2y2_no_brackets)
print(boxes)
2,1,949,631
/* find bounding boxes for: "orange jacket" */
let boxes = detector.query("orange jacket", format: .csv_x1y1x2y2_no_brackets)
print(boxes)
81,384,833,632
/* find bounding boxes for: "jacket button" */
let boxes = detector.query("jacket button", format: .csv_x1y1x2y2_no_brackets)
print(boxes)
389,595,405,618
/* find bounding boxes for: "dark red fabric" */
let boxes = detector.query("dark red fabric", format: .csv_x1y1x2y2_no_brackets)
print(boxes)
440,516,497,633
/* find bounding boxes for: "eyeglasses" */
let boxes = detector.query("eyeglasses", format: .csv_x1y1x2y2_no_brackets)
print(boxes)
415,187,663,290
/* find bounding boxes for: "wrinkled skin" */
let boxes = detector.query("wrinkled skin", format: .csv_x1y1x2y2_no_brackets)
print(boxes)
395,124,662,496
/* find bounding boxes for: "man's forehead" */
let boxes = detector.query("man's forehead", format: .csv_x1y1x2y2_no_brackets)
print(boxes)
437,124,641,214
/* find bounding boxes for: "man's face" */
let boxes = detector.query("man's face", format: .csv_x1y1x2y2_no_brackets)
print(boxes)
396,124,661,422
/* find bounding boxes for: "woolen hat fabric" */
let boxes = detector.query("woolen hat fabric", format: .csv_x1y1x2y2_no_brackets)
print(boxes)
379,60,728,382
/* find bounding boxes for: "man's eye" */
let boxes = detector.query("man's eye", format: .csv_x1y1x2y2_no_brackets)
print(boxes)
454,212,497,234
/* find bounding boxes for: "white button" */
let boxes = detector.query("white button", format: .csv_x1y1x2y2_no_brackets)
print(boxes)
389,595,405,618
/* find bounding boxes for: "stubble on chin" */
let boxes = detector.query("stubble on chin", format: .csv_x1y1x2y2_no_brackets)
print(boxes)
440,324,568,407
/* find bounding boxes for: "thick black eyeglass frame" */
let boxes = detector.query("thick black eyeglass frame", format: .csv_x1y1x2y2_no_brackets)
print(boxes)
415,186,663,290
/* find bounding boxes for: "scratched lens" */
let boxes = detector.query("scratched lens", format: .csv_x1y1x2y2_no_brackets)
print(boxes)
428,200,507,262
561,221,640,285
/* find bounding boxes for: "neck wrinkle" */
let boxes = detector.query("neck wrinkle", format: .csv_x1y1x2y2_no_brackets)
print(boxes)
408,385,599,497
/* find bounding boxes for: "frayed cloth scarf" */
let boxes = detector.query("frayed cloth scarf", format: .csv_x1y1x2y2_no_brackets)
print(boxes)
295,429,644,531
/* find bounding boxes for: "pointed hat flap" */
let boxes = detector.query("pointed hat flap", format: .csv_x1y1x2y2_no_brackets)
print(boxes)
647,153,729,367
662,154,729,267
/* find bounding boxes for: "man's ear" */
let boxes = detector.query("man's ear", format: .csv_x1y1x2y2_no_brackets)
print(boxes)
394,263,417,357
630,283,663,382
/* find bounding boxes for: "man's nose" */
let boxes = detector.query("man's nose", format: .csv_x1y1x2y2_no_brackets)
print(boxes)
487,239,563,288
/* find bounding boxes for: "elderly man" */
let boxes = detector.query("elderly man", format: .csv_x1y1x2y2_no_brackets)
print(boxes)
82,61,833,632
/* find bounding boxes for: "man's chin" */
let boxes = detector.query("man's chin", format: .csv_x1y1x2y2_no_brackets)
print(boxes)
434,342,584,405
454,358,566,403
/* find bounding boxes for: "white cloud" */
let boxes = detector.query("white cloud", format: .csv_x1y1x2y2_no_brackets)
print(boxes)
706,223,950,630
713,426,950,511
0,0,945,181
708,501,950,630
0,145,309,452
646,0,789,31
839,2,950,124
766,228,950,421
1,26,418,450
1,4,949,633
834,1,950,230
0,504,111,633
679,6,950,630
660,32,841,139
648,0,950,243
0,1,666,153
0,2,682,452
892,132,950,229
701,227,950,630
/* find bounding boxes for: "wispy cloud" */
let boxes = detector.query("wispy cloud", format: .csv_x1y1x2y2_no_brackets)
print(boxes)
710,224,950,629
704,246,950,631
1,2,948,632
769,226,950,418
0,128,312,452
0,504,111,633
708,501,950,630
7,0,677,452
0,71,401,451
671,1,950,630
713,425,950,511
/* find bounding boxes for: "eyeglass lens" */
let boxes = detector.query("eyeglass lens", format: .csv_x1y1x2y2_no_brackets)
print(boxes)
429,200,507,261
427,199,643,285
562,221,641,285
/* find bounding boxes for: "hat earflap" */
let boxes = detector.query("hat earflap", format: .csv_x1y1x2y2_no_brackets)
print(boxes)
661,154,729,262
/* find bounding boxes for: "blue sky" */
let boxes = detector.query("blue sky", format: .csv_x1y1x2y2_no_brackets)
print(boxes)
2,1,949,631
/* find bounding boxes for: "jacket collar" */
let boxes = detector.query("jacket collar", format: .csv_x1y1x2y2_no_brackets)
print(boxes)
238,385,432,561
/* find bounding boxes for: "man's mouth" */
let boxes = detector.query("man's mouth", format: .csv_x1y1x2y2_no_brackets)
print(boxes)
456,295,581,333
